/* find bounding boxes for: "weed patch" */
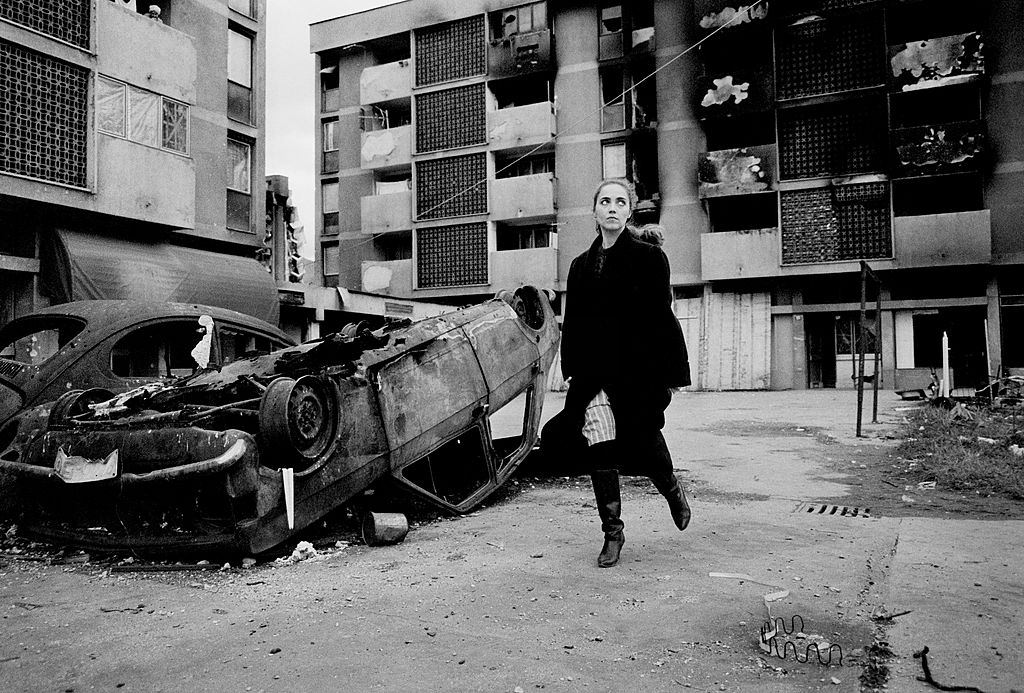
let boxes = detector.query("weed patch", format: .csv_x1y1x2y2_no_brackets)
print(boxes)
896,404,1024,500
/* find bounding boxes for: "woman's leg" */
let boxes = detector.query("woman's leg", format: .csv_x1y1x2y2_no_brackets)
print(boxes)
647,432,691,531
589,441,624,567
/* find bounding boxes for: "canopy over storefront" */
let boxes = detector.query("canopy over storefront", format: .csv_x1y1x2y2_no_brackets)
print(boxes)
41,230,279,325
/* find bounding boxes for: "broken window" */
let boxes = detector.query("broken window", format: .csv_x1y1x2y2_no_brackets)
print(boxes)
495,152,554,179
631,57,657,127
322,180,339,235
320,56,340,112
219,327,283,365
495,223,555,250
600,66,626,132
490,75,551,109
109,321,207,379
892,174,983,217
487,388,536,472
703,112,776,151
360,103,412,132
400,427,492,506
890,84,981,129
374,231,413,261
490,2,547,40
706,193,778,233
630,0,654,53
599,3,624,59
0,318,84,367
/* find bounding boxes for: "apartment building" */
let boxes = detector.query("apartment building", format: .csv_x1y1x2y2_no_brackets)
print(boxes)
0,0,280,326
310,0,1024,391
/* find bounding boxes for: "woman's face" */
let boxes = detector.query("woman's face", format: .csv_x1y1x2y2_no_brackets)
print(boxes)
593,182,631,234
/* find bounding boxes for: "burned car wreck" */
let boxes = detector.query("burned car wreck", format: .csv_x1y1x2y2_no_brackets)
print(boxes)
0,287,558,556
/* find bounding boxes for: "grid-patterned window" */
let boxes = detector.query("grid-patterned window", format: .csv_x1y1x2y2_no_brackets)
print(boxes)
780,183,891,265
417,223,489,288
0,0,90,49
416,153,488,220
775,11,884,100
415,15,486,87
778,99,885,180
0,40,88,187
416,84,486,152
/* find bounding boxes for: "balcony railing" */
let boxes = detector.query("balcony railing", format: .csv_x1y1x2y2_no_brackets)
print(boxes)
361,259,413,295
360,190,413,234
491,247,557,290
701,228,780,281
360,59,412,105
490,173,555,221
488,102,556,151
360,125,411,169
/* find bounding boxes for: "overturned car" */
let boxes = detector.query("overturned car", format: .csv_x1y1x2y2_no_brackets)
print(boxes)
0,287,558,555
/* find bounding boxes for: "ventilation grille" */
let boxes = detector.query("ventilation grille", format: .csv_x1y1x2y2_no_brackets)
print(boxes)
776,10,884,100
417,223,489,288
416,153,488,220
0,40,89,187
778,98,886,180
416,84,487,153
415,15,486,87
1,0,90,49
0,359,25,379
781,183,891,265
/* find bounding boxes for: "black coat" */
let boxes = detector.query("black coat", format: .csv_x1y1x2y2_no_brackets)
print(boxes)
546,231,690,474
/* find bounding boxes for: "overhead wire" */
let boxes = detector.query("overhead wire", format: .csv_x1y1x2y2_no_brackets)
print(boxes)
330,0,766,256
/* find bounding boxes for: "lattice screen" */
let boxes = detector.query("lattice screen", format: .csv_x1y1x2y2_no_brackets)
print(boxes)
415,15,486,87
416,153,488,220
776,10,884,100
0,40,89,187
416,84,486,153
1,0,90,48
416,222,489,288
780,0,880,15
781,183,891,264
778,99,885,180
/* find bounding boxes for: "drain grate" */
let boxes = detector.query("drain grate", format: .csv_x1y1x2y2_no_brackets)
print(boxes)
794,503,871,517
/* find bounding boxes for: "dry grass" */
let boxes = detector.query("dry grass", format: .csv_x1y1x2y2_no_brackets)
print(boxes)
897,403,1024,500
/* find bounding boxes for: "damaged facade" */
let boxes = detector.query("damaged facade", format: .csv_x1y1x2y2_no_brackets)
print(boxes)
313,0,1024,392
0,1,304,334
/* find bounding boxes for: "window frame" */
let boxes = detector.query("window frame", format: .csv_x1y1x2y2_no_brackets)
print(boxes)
227,138,252,194
96,75,191,157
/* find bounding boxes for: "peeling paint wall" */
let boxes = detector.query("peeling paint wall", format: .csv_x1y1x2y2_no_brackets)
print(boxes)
701,75,750,107
890,32,984,91
698,148,769,197
699,3,769,31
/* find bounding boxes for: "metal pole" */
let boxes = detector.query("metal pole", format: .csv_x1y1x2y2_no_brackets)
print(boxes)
872,288,881,423
857,263,867,437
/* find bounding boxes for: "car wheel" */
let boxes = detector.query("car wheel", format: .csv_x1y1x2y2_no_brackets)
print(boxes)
48,388,115,426
259,375,338,469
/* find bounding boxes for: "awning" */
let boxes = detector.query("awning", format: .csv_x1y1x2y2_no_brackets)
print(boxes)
41,230,279,325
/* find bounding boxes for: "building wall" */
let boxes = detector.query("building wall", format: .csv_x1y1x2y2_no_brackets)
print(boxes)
312,0,1024,391
0,0,268,323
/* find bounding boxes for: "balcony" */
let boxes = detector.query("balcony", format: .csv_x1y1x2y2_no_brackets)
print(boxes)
892,120,985,177
889,33,984,92
491,247,557,290
488,29,552,79
893,210,991,269
361,259,413,295
488,102,556,151
701,228,780,281
360,125,411,170
360,60,412,105
490,173,555,221
360,191,413,235
698,144,776,198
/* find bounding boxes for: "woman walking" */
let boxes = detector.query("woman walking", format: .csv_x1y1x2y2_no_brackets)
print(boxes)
559,178,692,567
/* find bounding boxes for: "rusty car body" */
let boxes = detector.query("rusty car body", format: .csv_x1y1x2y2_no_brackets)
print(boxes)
0,287,558,555
0,300,294,432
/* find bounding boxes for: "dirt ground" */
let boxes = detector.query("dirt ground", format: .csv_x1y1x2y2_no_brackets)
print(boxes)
2,390,1022,692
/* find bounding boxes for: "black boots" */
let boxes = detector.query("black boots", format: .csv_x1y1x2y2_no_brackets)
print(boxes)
651,471,691,531
591,467,624,567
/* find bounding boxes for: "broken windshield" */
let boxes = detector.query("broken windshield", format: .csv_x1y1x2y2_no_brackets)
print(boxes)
0,316,86,369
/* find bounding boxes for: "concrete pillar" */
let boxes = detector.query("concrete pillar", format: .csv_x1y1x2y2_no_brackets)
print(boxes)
986,276,1003,376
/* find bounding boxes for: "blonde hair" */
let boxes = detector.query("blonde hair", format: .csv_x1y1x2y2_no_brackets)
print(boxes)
631,223,665,246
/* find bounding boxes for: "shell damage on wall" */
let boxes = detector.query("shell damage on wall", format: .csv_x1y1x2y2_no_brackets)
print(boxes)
890,32,984,91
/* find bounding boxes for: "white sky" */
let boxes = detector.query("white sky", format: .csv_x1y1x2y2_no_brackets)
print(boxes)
265,0,402,259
